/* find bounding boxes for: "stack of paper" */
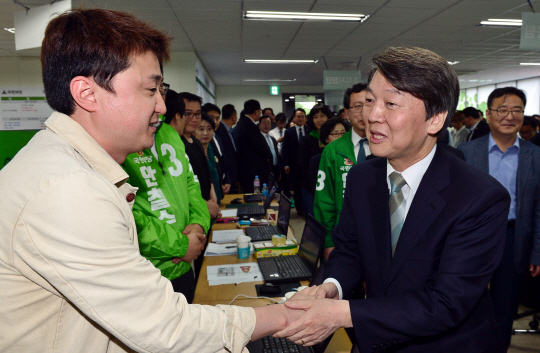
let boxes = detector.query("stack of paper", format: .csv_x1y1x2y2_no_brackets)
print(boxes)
204,242,254,257
219,209,238,218
207,262,262,286
211,229,245,243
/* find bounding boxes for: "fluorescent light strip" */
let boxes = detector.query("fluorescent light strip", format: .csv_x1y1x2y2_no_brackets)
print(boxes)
244,11,368,22
448,61,460,65
243,79,297,82
481,19,522,27
244,59,318,64
520,63,540,66
4,28,15,34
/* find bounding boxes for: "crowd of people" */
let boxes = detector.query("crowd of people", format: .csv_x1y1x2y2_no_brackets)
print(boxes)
1,8,540,353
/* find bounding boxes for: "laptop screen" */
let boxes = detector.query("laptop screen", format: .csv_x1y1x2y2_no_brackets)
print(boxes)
297,214,325,274
263,183,278,209
277,193,291,233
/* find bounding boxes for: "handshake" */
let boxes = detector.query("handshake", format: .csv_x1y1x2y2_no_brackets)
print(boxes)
254,282,353,347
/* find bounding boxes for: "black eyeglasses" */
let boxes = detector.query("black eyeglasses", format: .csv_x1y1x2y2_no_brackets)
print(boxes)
488,108,524,118
349,104,363,112
329,132,346,137
184,112,202,119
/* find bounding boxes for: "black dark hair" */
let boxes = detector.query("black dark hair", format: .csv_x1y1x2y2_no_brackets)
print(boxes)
202,103,221,115
487,87,527,109
275,113,287,123
368,46,459,135
179,92,202,105
41,8,171,116
294,108,306,116
263,107,274,115
164,89,185,124
259,115,272,124
462,107,479,119
222,104,236,120
523,115,536,128
244,99,261,115
307,104,332,130
200,112,216,130
344,83,368,109
320,117,350,145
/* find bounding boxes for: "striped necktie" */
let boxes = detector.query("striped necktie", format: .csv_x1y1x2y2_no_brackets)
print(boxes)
389,171,407,256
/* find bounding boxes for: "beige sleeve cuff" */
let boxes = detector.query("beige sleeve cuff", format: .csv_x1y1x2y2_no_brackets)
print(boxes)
215,305,257,353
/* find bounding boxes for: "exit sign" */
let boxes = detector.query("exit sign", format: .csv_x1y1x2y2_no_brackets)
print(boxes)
270,86,280,95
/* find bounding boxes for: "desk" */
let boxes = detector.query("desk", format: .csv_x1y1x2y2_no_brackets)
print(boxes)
193,195,352,353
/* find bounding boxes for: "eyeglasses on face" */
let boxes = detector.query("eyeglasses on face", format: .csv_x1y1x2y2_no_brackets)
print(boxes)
488,108,524,118
329,132,346,137
159,83,170,95
184,112,202,119
349,104,363,112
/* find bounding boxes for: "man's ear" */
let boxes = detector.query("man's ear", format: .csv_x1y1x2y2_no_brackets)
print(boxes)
428,111,447,135
70,76,97,113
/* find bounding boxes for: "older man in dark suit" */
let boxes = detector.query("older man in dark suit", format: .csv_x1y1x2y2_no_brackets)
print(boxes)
459,86,540,350
275,47,510,353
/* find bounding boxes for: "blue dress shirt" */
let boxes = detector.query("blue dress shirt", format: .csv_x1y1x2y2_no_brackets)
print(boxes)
488,134,519,220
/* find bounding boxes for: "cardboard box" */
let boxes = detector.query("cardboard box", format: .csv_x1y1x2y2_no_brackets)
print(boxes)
253,240,298,258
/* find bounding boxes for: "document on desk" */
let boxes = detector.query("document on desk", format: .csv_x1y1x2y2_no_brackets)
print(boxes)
219,209,238,218
205,242,254,256
212,229,245,243
207,262,262,286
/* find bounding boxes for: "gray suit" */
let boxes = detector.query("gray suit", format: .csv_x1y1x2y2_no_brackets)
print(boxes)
459,134,540,273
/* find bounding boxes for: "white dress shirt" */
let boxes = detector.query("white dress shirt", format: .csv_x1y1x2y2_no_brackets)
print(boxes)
269,127,284,155
351,129,371,159
325,144,437,299
295,125,306,141
261,131,278,165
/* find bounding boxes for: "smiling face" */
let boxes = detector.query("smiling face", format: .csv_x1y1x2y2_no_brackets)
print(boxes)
293,110,306,127
259,117,272,134
194,119,214,146
93,51,165,163
364,70,443,171
312,112,329,131
184,100,202,135
486,94,524,140
326,123,346,144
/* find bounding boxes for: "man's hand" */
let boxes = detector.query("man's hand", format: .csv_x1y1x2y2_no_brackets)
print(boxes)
273,298,352,346
298,282,339,299
222,183,231,194
530,264,540,277
323,247,335,260
174,224,206,263
206,200,220,218
284,166,290,175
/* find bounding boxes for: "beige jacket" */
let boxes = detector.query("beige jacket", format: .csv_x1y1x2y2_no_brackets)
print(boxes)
0,112,255,353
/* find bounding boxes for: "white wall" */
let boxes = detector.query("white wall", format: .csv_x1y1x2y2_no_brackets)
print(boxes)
216,85,323,115
163,51,197,94
0,56,42,86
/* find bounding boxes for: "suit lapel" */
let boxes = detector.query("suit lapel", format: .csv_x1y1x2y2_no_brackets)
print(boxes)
474,136,489,173
385,147,449,289
517,141,532,207
367,160,393,289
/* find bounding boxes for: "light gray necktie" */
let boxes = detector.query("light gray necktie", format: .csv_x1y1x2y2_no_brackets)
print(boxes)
389,171,407,256
266,134,277,165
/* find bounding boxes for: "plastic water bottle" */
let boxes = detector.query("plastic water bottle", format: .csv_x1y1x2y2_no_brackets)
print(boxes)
254,175,260,194
262,183,268,200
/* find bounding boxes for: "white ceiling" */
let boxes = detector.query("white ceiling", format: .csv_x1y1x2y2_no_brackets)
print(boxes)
1,0,540,86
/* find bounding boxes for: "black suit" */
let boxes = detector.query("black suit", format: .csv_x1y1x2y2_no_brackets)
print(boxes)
325,146,510,352
215,121,238,186
468,119,490,141
282,125,311,213
235,116,273,193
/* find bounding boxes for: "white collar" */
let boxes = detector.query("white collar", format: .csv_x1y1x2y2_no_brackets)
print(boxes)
351,129,364,146
386,144,437,196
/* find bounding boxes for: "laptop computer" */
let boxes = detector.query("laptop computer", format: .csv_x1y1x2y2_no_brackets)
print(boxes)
257,214,325,283
245,193,291,242
243,174,274,203
237,182,277,219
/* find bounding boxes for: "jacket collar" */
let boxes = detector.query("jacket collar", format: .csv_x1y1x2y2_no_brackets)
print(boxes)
45,112,129,187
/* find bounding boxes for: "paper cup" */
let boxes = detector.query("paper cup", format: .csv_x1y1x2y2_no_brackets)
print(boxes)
236,235,251,259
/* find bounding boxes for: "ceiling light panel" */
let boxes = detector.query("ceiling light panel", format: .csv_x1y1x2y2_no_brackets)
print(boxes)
244,59,318,64
244,11,368,22
480,19,522,27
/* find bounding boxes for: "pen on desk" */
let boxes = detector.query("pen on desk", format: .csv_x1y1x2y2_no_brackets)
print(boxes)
225,245,237,248
235,276,257,285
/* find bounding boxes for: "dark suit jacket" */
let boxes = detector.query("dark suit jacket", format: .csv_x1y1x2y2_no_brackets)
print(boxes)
210,135,230,185
325,146,510,352
459,135,540,273
468,119,490,141
215,121,239,185
282,125,311,180
235,116,273,193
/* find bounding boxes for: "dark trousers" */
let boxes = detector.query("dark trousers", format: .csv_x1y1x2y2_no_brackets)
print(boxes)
171,268,196,304
489,222,521,351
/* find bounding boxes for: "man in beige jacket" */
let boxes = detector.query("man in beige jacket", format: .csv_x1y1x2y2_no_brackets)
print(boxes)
0,9,300,353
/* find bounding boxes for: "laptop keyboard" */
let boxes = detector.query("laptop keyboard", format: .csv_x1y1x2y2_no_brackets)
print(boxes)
257,226,279,240
275,256,311,279
238,205,265,215
261,335,301,353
